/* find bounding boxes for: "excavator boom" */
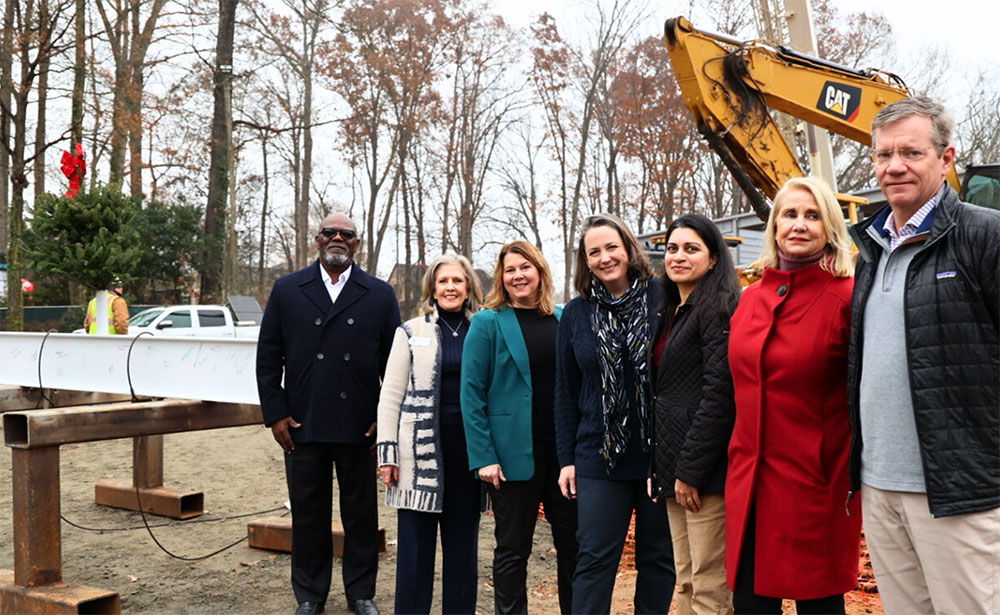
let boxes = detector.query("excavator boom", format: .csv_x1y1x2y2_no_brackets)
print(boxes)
663,16,962,221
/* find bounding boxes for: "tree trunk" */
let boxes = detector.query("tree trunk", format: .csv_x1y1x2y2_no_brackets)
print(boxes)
5,2,33,331
298,67,312,268
107,15,127,185
0,0,14,251
202,0,237,304
257,132,269,298
33,0,50,196
127,1,143,197
70,0,84,147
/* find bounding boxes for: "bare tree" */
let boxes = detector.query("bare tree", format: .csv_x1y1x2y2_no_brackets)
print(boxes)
0,0,14,251
957,66,1000,167
2,0,74,329
436,7,521,258
94,0,168,195
202,0,238,303
324,0,451,272
561,0,647,300
245,0,335,269
493,119,545,249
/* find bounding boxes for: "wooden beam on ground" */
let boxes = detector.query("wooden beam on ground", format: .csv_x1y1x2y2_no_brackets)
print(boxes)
3,399,262,448
247,517,387,556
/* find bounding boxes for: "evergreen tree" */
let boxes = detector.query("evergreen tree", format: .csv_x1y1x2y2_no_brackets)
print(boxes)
27,185,142,292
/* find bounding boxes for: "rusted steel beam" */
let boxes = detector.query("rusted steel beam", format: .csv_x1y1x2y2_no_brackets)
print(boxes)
12,448,62,587
94,481,204,519
133,435,164,488
3,399,262,449
0,386,130,414
0,570,120,614
247,517,387,556
93,435,205,518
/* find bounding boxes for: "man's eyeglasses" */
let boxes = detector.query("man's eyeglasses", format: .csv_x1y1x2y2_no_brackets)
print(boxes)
319,228,357,240
870,146,936,166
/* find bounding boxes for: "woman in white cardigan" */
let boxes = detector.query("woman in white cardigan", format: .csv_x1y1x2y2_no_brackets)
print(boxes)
376,253,484,615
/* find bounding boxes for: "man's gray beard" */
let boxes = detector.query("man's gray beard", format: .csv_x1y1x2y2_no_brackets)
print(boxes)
321,249,350,268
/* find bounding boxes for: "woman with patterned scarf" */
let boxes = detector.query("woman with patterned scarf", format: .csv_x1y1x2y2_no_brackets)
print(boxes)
554,213,676,614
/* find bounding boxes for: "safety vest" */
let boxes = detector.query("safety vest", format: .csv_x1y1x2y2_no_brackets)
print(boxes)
86,295,118,334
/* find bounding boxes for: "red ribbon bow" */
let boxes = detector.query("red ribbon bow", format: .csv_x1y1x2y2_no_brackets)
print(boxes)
61,143,86,199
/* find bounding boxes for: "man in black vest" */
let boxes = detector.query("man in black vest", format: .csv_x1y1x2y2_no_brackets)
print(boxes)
847,96,999,613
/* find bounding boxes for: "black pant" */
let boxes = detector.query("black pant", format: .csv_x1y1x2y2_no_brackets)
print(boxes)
572,475,675,614
394,422,481,615
488,441,578,614
285,442,378,605
733,507,845,615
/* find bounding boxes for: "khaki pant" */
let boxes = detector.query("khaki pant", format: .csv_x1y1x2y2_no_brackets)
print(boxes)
666,493,733,615
862,484,1000,614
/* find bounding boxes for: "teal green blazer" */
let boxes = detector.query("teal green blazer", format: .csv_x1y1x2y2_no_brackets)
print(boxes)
460,305,562,480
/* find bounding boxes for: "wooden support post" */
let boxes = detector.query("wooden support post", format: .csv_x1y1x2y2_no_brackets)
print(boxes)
95,434,206,519
247,517,387,556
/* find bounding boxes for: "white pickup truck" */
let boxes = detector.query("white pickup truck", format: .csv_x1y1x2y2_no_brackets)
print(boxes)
126,304,260,338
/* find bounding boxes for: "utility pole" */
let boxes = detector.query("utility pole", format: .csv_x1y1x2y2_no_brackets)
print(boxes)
784,0,838,191
752,0,838,192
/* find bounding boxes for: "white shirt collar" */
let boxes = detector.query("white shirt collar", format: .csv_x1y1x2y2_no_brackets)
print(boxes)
320,263,352,304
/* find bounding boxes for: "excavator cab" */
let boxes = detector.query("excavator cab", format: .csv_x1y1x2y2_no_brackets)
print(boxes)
960,164,1000,210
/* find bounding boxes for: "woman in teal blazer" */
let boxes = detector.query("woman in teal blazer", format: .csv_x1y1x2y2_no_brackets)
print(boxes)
461,241,578,614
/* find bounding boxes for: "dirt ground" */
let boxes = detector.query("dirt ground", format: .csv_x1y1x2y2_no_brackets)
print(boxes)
0,424,881,614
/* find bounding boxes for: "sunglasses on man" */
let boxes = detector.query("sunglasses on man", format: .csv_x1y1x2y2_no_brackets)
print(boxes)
319,228,357,240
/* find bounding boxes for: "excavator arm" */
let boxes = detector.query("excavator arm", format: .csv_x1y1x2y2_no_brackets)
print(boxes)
664,16,961,221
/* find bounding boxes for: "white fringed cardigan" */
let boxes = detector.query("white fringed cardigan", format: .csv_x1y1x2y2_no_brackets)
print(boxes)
376,312,450,513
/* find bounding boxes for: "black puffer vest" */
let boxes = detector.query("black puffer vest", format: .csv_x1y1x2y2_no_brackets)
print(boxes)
847,186,1000,517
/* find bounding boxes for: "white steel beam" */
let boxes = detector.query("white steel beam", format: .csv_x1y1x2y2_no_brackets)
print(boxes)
0,333,259,405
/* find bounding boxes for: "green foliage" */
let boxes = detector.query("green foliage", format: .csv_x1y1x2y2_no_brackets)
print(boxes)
130,196,206,295
26,185,142,291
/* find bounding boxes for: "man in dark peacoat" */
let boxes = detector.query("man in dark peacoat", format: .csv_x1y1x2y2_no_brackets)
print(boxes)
257,212,401,615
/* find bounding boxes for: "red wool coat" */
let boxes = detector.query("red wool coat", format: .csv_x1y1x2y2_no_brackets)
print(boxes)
726,264,862,599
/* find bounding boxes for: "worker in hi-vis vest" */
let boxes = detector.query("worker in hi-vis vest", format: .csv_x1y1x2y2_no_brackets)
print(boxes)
84,277,129,334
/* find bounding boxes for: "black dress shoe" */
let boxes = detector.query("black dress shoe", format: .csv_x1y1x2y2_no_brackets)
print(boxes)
294,601,324,615
347,599,379,615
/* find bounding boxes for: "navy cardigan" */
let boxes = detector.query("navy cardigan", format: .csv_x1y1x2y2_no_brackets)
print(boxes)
554,283,662,480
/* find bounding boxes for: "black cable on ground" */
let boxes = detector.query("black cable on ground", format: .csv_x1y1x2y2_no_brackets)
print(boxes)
138,487,291,561
60,504,288,533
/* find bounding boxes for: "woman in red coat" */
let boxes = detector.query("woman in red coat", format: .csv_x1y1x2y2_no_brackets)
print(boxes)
726,177,862,614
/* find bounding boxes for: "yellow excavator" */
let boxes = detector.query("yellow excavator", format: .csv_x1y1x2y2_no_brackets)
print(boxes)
661,16,998,224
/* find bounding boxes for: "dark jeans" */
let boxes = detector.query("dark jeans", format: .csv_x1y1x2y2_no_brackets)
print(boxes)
394,422,481,615
285,442,378,605
573,475,675,614
733,507,845,615
489,441,578,614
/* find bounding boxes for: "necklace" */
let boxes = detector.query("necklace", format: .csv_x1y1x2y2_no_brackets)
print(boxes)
440,315,464,338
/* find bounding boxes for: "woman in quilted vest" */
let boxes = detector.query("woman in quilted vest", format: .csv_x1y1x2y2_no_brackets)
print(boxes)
376,253,484,615
649,213,741,615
